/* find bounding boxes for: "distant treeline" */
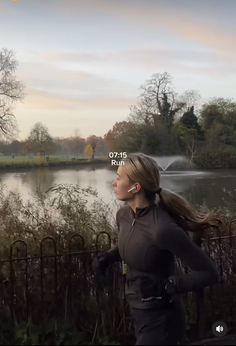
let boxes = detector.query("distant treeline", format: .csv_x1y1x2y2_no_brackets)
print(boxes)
0,133,108,158
1,72,236,169
105,73,236,169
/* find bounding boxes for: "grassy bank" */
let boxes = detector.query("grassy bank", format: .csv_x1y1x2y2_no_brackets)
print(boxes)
2,154,236,171
0,155,109,170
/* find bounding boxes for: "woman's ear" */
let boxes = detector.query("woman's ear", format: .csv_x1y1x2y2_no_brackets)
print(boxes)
135,183,141,192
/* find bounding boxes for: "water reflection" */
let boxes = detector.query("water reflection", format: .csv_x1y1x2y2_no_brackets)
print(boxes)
0,166,235,215
181,173,236,214
21,168,56,195
161,170,236,214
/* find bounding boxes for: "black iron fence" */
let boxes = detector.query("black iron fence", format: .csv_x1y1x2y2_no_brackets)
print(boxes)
0,223,235,345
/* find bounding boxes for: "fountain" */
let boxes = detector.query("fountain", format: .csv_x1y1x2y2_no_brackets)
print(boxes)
121,154,209,177
152,155,206,177
155,156,192,172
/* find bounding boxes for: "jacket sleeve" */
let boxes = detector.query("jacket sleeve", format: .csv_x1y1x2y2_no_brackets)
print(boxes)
106,246,121,263
157,221,219,294
105,209,122,263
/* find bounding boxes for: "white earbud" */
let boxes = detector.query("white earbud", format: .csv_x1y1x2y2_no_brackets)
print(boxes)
128,186,137,193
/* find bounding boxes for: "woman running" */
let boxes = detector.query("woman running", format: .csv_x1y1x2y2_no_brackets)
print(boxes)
94,153,220,345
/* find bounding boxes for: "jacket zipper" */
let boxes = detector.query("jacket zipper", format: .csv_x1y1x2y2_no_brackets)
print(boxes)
122,213,136,275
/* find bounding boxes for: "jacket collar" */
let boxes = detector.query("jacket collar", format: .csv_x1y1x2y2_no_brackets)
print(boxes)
129,203,156,218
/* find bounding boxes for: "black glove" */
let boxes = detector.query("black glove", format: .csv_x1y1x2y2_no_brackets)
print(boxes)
140,276,177,305
164,276,177,302
92,251,111,277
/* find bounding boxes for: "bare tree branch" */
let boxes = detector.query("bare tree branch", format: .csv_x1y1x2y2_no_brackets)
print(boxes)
0,48,24,138
129,72,185,131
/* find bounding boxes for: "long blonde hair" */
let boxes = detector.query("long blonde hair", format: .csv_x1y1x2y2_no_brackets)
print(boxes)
122,153,221,232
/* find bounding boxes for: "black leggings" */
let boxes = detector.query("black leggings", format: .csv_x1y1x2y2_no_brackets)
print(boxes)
130,299,186,345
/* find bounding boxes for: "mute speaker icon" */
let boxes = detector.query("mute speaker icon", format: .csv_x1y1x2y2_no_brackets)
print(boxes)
216,325,224,333
212,321,227,337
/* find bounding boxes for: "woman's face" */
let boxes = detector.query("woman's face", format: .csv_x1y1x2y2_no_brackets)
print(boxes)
113,166,136,201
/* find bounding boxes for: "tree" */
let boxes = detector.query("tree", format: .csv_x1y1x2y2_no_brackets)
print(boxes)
129,72,185,131
175,124,198,161
179,90,201,115
68,136,84,157
175,106,203,160
26,122,54,156
93,137,107,156
200,98,236,148
104,121,133,151
85,135,101,160
84,143,93,160
128,72,185,153
3,139,22,156
0,48,24,138
180,106,202,133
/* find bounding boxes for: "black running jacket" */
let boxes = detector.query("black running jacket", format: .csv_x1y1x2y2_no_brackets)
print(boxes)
106,204,219,309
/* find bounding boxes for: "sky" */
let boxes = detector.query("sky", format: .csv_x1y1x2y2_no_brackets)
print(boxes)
0,0,236,140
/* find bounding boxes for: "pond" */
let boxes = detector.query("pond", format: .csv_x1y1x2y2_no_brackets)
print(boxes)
0,163,235,216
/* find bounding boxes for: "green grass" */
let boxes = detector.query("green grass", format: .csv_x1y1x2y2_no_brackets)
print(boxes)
0,155,109,170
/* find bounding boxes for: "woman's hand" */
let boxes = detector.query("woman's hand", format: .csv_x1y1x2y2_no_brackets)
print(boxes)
92,251,111,277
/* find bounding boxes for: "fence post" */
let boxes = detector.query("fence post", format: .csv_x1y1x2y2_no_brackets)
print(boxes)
9,240,28,331
67,234,85,322
193,232,206,339
94,232,112,342
40,237,58,321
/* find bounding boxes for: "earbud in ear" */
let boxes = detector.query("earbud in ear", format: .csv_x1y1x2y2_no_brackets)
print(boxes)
128,186,136,193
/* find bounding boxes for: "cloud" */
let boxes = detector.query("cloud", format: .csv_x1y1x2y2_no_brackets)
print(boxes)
20,87,136,111
43,47,213,65
18,60,136,97
40,46,236,80
164,16,236,55
83,95,136,109
42,51,103,63
22,88,78,110
58,0,236,54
